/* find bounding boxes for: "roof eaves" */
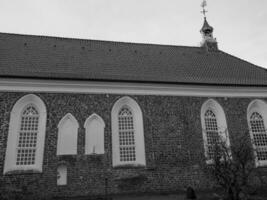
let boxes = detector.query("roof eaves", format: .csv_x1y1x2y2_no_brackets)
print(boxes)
1,74,267,88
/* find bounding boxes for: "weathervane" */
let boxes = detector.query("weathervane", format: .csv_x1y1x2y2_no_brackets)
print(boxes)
201,0,208,17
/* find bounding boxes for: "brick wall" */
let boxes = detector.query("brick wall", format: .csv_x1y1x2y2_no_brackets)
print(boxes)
0,92,266,199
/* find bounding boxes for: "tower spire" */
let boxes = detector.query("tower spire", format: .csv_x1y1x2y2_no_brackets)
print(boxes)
200,0,218,51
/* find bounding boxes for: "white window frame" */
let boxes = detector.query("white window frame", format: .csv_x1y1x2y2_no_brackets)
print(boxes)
84,113,105,155
201,99,229,164
247,99,267,167
111,96,146,167
57,113,79,155
4,94,47,174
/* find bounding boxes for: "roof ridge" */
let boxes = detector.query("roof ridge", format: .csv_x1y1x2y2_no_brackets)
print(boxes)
0,31,200,49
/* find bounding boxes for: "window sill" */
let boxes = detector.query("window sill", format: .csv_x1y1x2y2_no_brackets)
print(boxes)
256,161,267,168
4,169,42,175
85,152,105,156
113,164,146,169
114,170,147,181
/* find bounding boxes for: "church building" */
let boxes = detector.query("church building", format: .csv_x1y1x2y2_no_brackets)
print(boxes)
0,13,267,199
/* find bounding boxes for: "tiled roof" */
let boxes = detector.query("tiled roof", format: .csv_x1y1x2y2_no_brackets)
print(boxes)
0,32,267,86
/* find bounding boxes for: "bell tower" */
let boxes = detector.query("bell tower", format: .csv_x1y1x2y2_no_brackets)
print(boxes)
200,0,218,51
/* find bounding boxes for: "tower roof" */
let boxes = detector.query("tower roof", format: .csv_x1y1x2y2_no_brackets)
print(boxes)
200,17,214,33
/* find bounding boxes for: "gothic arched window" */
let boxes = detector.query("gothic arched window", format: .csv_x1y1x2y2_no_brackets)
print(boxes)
118,106,136,162
204,109,219,159
17,105,39,166
111,96,146,167
57,113,79,155
84,113,105,155
201,99,229,162
247,100,267,166
4,94,47,173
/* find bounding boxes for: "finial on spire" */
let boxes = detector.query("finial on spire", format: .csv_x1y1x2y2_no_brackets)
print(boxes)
199,0,218,51
201,0,208,17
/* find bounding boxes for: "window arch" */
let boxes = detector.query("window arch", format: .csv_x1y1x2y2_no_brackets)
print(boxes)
57,113,79,155
111,96,146,167
247,100,267,166
84,113,105,155
201,99,229,162
4,94,47,174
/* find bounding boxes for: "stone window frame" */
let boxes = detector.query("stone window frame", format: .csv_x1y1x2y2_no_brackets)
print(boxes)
111,96,146,167
84,113,105,155
201,99,230,164
4,94,47,174
247,99,267,167
57,113,79,155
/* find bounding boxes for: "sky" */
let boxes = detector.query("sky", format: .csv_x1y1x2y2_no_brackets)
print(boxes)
0,0,267,68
